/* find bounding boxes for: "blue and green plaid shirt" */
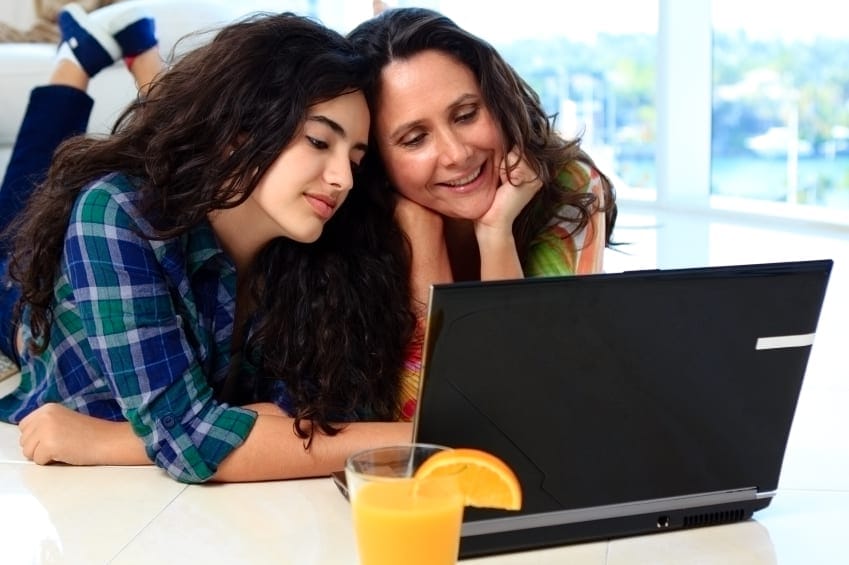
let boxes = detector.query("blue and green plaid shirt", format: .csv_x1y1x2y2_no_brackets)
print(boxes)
0,173,257,483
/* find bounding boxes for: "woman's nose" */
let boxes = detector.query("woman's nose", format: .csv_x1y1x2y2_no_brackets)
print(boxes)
437,130,472,167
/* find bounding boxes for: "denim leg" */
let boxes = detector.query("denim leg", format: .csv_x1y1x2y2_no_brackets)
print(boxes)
0,85,94,255
0,256,21,361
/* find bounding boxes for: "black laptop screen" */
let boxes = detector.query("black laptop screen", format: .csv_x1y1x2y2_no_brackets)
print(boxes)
414,260,832,515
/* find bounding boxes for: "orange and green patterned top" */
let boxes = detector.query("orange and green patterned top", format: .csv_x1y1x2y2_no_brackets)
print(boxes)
396,160,608,421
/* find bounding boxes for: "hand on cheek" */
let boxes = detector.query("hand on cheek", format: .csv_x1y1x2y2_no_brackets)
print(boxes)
393,192,444,241
478,148,542,233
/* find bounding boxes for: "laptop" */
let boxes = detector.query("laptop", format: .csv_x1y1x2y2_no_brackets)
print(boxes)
411,259,832,558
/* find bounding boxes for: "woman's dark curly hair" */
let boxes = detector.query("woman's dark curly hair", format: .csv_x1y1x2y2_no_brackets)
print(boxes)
7,12,415,441
348,7,618,260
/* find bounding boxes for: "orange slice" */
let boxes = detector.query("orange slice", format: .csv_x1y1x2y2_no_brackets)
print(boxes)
414,448,522,510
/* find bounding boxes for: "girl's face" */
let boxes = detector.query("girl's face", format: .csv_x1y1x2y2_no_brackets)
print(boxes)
374,50,505,220
248,90,370,243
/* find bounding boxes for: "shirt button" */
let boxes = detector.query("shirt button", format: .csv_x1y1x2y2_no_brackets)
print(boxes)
162,415,177,428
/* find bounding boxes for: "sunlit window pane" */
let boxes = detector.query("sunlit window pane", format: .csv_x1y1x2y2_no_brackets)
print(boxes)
712,0,849,208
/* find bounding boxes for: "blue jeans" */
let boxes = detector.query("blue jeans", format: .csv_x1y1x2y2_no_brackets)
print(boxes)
0,256,19,361
0,84,94,359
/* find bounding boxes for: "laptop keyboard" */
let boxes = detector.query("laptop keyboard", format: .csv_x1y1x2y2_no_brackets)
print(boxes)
0,351,19,383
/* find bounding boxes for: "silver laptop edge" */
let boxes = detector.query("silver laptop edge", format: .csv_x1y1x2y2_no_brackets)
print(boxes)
461,488,773,537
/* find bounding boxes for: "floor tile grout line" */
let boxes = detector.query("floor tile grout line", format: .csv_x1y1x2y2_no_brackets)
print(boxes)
107,482,190,564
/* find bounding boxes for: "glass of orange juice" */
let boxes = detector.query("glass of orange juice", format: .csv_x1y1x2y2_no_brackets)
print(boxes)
345,444,464,565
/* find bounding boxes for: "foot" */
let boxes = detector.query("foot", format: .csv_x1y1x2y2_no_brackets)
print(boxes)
57,3,121,78
88,3,158,60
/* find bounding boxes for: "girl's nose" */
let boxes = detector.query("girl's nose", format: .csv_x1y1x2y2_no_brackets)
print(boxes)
325,155,354,191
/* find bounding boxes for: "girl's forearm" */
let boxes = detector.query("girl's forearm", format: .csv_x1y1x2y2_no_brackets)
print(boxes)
212,416,413,482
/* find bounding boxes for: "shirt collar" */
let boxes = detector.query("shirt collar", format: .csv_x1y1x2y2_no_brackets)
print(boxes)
184,220,234,277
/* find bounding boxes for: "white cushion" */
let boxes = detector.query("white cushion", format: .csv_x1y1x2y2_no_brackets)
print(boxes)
0,0,275,146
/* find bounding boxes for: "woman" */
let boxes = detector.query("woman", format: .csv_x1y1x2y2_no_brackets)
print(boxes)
348,7,618,418
0,9,413,483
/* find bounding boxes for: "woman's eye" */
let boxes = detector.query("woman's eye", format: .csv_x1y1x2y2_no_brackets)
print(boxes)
400,133,426,148
456,108,478,123
307,136,329,150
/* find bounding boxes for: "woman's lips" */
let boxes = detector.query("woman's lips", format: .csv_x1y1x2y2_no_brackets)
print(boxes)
438,164,485,193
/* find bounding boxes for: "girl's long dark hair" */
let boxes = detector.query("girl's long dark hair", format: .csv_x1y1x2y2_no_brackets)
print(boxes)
349,7,618,261
7,12,415,439
247,177,413,439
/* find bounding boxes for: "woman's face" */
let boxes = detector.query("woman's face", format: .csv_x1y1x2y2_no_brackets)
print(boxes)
374,50,505,220
248,90,370,243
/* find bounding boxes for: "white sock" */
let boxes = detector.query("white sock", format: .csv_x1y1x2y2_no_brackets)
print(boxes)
55,41,85,71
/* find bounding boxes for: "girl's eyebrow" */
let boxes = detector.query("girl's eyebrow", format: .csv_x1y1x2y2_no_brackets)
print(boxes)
308,115,369,152
387,93,479,140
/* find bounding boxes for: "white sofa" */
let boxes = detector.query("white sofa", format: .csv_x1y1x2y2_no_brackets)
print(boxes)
0,0,283,173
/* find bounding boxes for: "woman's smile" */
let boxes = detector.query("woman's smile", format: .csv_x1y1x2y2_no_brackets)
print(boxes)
375,50,505,219
436,163,485,192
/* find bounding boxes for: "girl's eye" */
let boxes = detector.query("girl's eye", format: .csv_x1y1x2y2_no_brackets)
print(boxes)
307,136,328,150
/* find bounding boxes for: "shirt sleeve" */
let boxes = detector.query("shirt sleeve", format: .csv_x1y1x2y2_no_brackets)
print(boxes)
64,182,256,483
525,161,607,277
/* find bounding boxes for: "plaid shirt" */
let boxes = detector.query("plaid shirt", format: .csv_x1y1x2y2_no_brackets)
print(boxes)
0,173,256,483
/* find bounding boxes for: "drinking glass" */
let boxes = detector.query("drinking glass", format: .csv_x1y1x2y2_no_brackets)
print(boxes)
345,443,463,565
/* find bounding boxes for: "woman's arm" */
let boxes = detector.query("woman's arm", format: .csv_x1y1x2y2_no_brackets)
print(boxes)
474,149,542,281
394,195,453,309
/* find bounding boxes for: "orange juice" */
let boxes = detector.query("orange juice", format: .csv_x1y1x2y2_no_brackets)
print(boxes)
351,477,464,565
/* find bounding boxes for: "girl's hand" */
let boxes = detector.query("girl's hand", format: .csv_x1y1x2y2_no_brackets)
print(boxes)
19,403,148,466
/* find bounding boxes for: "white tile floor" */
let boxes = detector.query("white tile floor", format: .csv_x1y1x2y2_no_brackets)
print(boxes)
1,201,848,564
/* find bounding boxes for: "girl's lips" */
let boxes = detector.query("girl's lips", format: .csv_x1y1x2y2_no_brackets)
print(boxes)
304,193,336,220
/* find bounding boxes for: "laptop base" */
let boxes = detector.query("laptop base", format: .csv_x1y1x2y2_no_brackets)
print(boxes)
460,497,770,558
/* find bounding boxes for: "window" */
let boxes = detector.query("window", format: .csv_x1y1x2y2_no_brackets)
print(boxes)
289,0,847,225
712,0,849,209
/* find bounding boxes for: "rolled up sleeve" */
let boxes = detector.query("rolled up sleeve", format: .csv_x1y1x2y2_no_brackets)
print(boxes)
65,181,255,483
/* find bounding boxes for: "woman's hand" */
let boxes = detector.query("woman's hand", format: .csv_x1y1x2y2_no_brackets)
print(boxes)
475,148,543,237
473,148,542,280
394,193,445,250
394,194,453,308
18,403,149,466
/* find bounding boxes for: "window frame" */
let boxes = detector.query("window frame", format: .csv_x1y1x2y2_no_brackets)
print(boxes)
653,0,849,230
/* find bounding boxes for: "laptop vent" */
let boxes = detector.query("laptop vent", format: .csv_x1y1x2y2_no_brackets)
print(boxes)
683,509,746,528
